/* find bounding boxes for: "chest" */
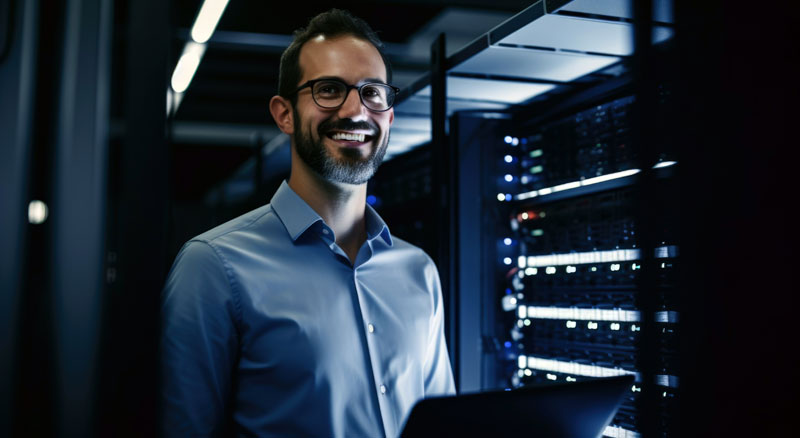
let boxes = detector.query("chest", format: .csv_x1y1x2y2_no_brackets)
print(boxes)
234,256,434,380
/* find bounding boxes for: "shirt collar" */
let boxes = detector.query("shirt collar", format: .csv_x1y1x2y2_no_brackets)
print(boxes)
270,181,393,246
270,181,324,241
365,203,393,247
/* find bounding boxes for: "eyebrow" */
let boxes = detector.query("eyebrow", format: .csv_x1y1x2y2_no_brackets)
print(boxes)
311,76,388,85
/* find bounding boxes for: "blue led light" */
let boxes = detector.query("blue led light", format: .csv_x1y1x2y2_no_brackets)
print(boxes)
504,341,512,348
366,195,377,205
505,288,512,295
505,194,512,201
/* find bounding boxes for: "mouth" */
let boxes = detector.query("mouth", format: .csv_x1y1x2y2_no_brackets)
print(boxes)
326,130,375,146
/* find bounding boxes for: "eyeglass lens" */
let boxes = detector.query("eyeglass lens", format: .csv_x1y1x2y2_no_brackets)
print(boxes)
312,81,395,111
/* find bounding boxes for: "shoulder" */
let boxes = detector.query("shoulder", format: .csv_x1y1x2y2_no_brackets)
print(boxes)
166,204,280,289
180,203,292,261
192,204,276,247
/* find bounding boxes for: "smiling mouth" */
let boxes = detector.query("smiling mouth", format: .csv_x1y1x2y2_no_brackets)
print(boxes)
327,131,374,143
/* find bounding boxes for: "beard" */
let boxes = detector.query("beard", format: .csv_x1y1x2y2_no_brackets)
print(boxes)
293,107,389,185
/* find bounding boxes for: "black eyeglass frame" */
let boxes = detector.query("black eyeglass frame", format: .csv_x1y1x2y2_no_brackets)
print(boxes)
291,79,401,112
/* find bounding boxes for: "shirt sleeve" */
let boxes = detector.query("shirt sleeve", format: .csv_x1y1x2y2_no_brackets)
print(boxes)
422,257,457,397
160,240,240,437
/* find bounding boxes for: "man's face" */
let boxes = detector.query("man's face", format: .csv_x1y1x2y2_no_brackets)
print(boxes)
292,35,394,185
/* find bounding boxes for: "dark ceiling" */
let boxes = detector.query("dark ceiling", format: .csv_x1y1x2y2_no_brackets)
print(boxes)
170,0,532,125
155,1,534,200
179,0,446,41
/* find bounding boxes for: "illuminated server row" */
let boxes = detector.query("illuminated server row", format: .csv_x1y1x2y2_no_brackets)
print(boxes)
493,95,679,437
373,1,682,435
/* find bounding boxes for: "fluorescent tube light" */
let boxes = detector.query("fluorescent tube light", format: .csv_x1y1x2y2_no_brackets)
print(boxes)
525,356,640,381
171,42,206,93
653,160,677,168
522,306,641,322
515,168,641,200
524,248,641,267
190,0,230,44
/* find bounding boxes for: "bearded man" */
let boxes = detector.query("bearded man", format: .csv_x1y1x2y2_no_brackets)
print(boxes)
160,9,455,438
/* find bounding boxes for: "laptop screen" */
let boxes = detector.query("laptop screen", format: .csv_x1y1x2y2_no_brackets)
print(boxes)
401,375,634,438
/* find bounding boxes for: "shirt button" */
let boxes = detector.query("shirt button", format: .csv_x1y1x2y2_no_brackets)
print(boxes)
368,323,375,333
322,229,330,235
380,384,386,394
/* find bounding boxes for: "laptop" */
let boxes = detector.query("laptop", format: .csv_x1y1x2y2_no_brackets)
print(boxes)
400,375,634,438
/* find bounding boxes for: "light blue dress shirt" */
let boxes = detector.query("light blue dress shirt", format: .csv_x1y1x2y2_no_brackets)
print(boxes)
161,181,455,437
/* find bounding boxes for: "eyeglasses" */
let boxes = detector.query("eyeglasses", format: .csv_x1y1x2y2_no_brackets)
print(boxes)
292,79,400,112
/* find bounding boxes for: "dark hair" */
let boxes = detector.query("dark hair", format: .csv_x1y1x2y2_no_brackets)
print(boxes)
278,9,392,100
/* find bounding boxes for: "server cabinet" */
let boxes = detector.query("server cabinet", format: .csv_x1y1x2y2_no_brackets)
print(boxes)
379,1,680,436
457,81,679,437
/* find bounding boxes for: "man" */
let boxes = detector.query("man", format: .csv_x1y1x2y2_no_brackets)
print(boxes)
160,9,455,437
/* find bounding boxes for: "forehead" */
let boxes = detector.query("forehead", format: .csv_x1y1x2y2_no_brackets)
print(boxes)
298,35,387,85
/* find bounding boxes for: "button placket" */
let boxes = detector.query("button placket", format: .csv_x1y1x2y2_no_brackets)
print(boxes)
354,272,393,434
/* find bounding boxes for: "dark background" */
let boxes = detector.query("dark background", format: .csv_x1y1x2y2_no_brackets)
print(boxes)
2,0,799,436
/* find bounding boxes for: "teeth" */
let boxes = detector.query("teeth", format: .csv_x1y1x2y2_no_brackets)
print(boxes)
331,132,366,142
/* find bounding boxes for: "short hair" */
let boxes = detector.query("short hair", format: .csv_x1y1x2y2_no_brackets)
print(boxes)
277,9,392,100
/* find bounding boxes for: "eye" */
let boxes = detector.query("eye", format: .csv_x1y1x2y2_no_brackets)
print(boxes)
315,81,344,97
361,84,386,101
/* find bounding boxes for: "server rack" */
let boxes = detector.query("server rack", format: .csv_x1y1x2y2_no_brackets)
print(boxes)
483,84,678,437
378,1,679,436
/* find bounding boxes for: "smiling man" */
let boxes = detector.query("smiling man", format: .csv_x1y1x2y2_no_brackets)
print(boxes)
160,9,455,438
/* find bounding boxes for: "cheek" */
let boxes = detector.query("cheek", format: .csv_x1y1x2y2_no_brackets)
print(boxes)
301,116,321,140
295,106,322,136
377,114,393,135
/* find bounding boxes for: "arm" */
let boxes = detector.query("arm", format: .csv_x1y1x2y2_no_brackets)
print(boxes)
160,241,240,437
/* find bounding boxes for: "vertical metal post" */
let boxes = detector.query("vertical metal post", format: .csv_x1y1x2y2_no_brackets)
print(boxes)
431,32,447,276
95,0,170,435
49,0,113,435
632,0,660,436
0,0,39,434
454,112,509,393
430,33,462,389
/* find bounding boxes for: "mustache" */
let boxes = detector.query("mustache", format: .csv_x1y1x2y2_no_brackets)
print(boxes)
318,118,379,136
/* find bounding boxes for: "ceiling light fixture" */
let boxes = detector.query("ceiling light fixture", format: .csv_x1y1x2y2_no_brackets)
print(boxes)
190,0,230,44
169,0,230,114
170,41,207,94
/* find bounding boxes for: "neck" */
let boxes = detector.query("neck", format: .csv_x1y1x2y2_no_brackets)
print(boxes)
288,155,368,264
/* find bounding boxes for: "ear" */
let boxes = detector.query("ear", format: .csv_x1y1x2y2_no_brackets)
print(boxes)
388,107,394,126
269,95,294,135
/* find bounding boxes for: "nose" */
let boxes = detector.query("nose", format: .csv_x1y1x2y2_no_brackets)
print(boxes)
337,87,368,120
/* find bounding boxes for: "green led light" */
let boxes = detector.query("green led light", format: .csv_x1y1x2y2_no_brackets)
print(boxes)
529,149,543,158
531,229,544,236
530,165,543,174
